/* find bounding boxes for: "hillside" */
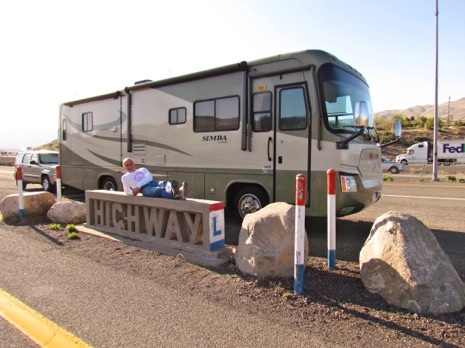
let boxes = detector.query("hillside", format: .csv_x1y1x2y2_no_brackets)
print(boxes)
34,139,58,151
376,97,465,121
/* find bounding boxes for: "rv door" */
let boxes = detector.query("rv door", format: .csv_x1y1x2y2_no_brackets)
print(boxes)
273,84,310,204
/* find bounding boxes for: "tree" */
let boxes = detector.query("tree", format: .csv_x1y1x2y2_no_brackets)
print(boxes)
425,117,444,130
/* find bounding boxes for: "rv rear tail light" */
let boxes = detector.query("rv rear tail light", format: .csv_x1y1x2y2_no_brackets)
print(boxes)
340,175,358,192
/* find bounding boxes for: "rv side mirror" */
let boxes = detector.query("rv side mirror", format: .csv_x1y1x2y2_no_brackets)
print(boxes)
395,119,402,138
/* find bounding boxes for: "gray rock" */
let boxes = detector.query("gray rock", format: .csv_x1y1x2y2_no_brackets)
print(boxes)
360,211,465,314
236,202,308,278
0,192,56,222
47,200,86,225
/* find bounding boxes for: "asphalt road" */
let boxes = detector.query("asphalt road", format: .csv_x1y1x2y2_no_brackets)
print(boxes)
1,166,465,346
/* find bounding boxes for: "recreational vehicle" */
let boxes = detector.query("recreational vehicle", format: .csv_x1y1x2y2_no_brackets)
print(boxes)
59,50,382,218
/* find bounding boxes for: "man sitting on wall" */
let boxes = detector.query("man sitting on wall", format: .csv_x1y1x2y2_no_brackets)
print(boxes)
121,158,187,200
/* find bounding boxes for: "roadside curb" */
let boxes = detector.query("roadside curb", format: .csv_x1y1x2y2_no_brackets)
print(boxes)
75,224,236,264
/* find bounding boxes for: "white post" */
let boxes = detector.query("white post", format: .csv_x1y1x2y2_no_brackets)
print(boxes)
16,167,25,221
294,174,306,294
327,169,336,269
56,165,62,202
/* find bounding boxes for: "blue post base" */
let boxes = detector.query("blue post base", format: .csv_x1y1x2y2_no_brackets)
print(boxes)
328,249,336,269
294,264,305,294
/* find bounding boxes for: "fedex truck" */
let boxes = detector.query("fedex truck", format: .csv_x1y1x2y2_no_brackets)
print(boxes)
396,140,465,165
59,50,383,218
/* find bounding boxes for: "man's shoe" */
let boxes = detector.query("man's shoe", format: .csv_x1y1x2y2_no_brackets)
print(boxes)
170,180,181,197
179,182,188,200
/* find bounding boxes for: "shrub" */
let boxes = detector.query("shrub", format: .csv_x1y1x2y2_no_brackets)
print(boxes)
446,176,457,182
49,223,61,230
383,174,393,182
68,232,80,240
66,224,76,232
380,132,396,144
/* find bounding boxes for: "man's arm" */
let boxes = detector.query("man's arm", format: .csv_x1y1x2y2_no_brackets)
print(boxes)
121,175,134,195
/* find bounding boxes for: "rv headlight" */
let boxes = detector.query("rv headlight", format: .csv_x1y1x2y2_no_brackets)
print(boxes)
340,175,358,193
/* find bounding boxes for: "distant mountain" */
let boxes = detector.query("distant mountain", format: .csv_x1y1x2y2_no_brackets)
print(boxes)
375,97,465,121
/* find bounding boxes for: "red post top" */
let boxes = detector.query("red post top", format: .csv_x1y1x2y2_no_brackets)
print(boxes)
327,169,336,195
56,165,61,179
16,166,22,181
295,174,306,206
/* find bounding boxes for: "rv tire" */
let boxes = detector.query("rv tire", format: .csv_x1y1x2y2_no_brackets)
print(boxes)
101,177,118,191
234,186,268,219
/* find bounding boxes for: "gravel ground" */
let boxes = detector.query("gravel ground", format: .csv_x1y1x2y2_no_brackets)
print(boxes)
1,172,465,347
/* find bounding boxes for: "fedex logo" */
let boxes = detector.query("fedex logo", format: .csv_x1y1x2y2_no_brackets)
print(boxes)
443,143,465,153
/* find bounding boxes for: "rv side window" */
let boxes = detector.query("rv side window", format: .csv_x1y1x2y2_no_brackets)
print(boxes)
169,107,187,125
82,112,93,132
194,96,240,132
279,87,307,130
252,92,272,132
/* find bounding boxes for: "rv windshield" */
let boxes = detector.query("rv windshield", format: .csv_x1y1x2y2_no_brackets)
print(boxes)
319,65,375,139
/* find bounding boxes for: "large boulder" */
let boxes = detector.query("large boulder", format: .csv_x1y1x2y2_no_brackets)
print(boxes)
47,200,86,225
0,192,56,222
236,202,308,278
360,211,465,314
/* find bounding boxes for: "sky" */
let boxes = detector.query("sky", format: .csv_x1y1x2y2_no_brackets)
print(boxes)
1,0,464,150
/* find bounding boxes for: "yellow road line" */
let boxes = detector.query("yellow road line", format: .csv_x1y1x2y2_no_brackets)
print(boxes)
0,288,92,348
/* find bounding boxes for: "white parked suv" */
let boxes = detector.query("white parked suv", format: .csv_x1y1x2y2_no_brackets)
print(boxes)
15,150,59,192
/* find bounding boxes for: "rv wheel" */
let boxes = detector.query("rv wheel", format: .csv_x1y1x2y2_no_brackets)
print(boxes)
234,186,268,219
101,177,117,191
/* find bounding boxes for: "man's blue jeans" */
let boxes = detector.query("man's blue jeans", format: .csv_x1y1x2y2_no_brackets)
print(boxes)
140,181,174,199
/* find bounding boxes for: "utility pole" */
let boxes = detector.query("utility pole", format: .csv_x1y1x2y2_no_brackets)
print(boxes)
432,0,439,181
447,96,451,127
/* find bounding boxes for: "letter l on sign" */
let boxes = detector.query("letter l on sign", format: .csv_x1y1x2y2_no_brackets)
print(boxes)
209,203,225,251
